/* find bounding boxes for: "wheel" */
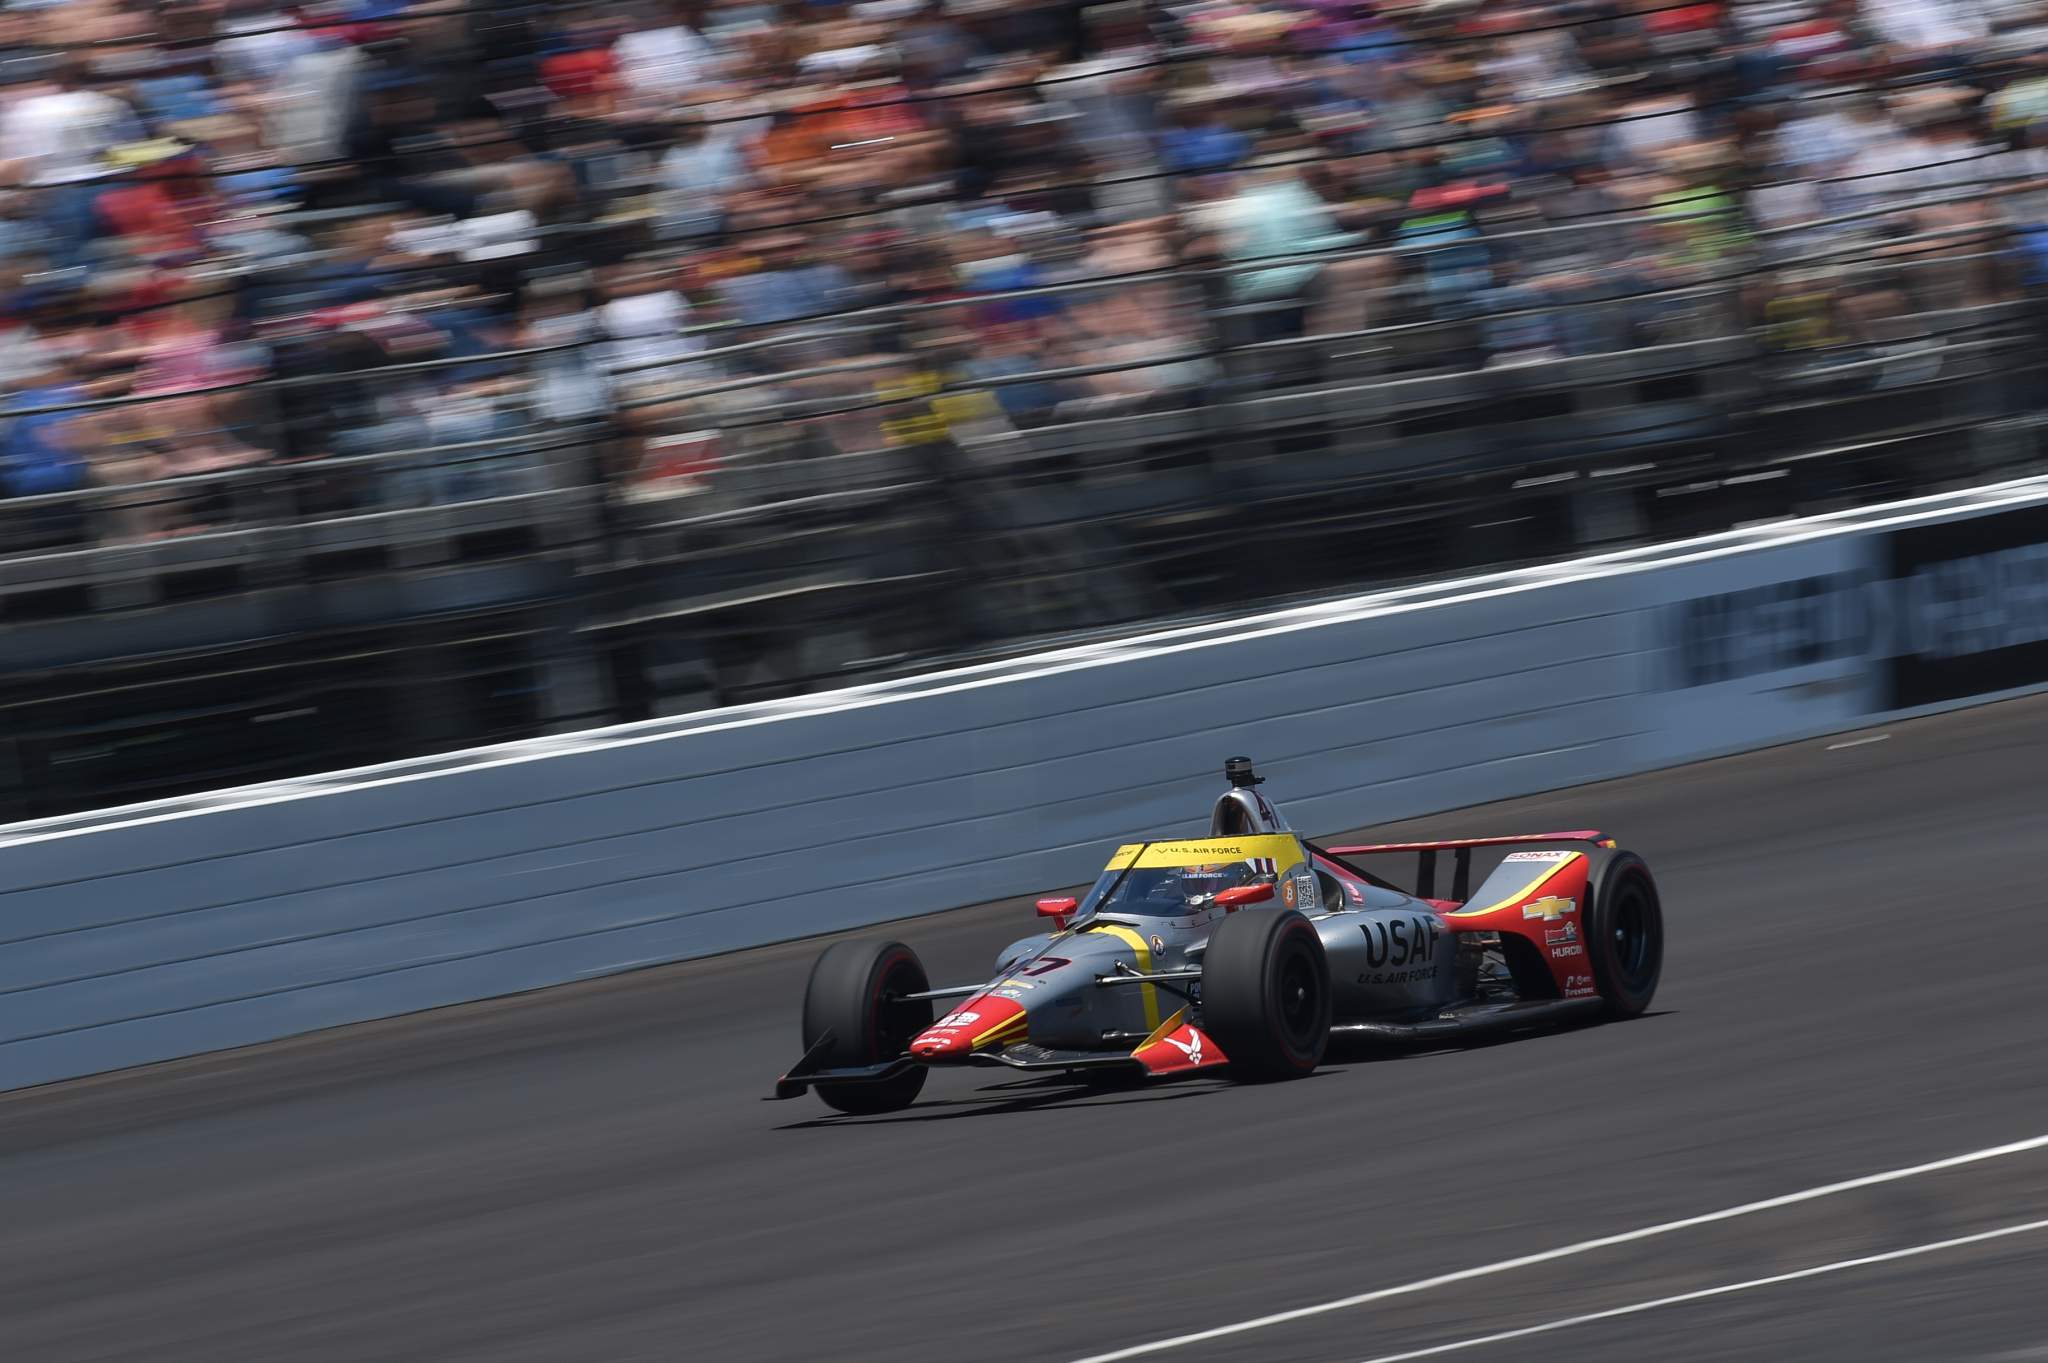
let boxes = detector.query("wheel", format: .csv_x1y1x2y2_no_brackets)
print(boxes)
800,939,933,1113
1584,850,1663,1018
1200,910,1331,1080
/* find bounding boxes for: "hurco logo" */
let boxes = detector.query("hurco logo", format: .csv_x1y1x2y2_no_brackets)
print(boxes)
1523,896,1577,922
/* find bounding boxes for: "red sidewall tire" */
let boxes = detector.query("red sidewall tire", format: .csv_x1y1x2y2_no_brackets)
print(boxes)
801,939,932,1113
1584,851,1663,1019
1201,910,1331,1080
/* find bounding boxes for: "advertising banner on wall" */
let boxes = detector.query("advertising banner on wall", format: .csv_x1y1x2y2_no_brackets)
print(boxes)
1880,502,2048,709
1641,537,1884,764
1649,495,2048,759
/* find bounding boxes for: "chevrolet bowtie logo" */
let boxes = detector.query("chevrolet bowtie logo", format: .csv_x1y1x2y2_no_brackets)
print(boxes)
1523,895,1577,922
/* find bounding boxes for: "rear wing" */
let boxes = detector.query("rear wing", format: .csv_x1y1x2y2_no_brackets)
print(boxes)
1317,831,1613,903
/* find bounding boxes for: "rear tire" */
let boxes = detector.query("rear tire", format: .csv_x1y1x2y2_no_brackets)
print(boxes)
1584,851,1662,1018
1201,910,1331,1080
800,939,933,1113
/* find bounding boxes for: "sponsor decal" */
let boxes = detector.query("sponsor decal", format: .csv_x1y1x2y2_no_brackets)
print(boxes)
1012,956,1070,977
1281,878,1297,908
1552,944,1585,958
1545,923,1579,947
1358,965,1438,986
914,996,1025,1053
1563,972,1596,998
1454,854,1586,916
995,977,1039,991
1131,836,1302,869
991,989,1025,999
1670,571,1872,687
1149,934,1166,954
1135,1020,1227,1073
1666,504,2048,708
1293,870,1317,909
1359,915,1442,969
1503,849,1575,863
1523,895,1576,922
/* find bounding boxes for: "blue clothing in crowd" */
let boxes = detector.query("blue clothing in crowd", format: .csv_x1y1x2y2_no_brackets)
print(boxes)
1161,124,1249,175
1,385,88,497
135,75,224,126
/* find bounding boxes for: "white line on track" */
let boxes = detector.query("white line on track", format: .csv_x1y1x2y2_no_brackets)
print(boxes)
1068,1132,2048,1363
1827,733,1892,750
1349,1217,2048,1363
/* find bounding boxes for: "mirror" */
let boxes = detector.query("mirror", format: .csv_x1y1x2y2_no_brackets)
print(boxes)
1213,883,1275,907
1036,896,1078,927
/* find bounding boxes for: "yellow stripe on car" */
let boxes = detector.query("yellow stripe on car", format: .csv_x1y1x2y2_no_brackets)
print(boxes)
971,1012,1029,1048
1133,1008,1187,1053
1452,853,1584,916
1086,923,1161,1030
1128,835,1302,869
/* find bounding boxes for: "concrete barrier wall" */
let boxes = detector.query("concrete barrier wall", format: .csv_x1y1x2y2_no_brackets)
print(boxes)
4,476,2044,1091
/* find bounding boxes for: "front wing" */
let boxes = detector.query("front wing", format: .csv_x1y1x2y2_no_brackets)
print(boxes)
772,1011,1227,1100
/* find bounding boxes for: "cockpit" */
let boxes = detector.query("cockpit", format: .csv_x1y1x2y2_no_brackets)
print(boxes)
1098,861,1268,917
1064,762,1316,923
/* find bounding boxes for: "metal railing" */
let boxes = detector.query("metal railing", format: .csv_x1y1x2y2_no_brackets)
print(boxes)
1,175,2040,597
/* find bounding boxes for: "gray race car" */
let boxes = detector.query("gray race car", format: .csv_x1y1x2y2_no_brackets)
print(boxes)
774,757,1663,1113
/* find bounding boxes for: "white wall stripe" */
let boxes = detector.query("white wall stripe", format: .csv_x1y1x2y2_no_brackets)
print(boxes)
8,473,2048,850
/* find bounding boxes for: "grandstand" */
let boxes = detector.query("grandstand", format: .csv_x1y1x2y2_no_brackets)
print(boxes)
0,0,2044,818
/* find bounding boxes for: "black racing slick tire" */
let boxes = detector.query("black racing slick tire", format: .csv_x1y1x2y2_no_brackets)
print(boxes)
1201,910,1331,1080
800,939,933,1114
1584,850,1663,1019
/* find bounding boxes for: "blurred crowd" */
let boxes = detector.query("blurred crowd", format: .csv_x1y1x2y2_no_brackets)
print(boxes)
1,0,2046,542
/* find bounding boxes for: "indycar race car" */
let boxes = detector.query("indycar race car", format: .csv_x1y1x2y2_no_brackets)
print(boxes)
774,757,1663,1113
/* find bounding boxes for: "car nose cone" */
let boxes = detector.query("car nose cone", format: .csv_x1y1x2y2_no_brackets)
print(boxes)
909,995,1026,1060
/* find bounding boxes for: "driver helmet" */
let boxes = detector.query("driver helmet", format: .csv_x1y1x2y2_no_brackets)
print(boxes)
1170,860,1261,903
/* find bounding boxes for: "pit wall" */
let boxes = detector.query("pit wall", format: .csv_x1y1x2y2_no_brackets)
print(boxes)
4,479,2046,1091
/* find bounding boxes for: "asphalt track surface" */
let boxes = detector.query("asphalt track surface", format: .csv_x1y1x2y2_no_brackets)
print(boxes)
5,697,2048,1363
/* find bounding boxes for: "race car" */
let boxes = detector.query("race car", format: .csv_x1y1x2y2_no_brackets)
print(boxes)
774,757,1663,1113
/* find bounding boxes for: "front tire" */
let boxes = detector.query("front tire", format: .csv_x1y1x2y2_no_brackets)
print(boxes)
1201,910,1331,1080
800,939,933,1113
1584,851,1663,1018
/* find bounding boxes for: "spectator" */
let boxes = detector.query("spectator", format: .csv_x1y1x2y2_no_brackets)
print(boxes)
613,0,719,107
215,0,320,87
0,54,140,189
717,229,854,326
522,267,611,430
1160,91,1249,177
0,336,86,498
656,111,755,241
1190,133,1388,339
0,0,2040,555
94,139,222,262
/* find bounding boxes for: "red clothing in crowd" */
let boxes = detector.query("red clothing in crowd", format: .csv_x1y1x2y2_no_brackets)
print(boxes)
95,169,215,260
